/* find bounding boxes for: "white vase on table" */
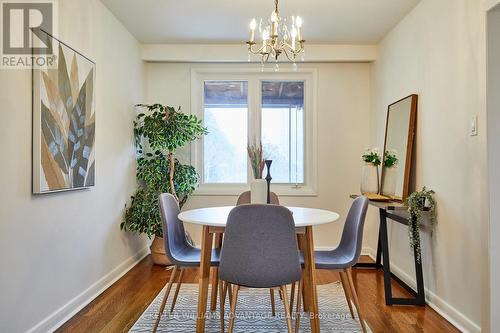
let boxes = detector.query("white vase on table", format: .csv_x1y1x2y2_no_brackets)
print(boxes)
360,163,379,194
250,179,267,203
382,166,397,196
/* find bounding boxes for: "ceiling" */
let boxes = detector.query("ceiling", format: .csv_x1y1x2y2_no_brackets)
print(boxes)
101,0,421,44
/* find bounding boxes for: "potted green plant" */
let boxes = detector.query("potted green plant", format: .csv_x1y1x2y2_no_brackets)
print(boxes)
360,148,381,194
121,104,207,265
404,187,437,263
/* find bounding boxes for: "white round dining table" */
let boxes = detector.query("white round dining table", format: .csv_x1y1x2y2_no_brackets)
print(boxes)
178,206,340,333
178,206,340,228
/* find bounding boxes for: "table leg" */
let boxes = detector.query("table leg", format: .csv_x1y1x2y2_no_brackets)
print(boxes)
196,226,213,333
379,208,393,305
303,226,320,333
297,234,310,312
210,233,223,312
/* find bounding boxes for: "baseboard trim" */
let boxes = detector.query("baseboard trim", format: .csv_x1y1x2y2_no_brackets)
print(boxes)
27,246,150,333
362,246,481,333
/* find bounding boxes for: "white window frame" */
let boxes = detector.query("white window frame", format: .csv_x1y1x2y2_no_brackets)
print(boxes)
190,67,318,196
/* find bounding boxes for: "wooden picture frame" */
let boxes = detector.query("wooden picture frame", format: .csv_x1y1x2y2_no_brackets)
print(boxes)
380,94,418,202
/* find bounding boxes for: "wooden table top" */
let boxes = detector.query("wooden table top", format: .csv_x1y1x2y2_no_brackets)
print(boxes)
350,194,430,211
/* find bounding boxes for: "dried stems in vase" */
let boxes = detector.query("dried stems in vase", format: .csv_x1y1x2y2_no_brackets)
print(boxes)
247,142,265,179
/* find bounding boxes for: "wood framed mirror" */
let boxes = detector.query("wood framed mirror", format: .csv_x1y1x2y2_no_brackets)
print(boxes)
380,94,418,202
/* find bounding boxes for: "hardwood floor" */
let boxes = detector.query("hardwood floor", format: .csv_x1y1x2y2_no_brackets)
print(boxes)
57,255,459,333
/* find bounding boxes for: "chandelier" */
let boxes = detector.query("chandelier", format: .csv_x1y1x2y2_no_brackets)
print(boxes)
246,0,305,70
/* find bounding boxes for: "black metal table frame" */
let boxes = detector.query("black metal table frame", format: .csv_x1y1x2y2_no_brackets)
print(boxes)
354,207,426,306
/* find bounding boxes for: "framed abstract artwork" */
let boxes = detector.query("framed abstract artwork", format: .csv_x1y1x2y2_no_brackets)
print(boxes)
32,31,96,193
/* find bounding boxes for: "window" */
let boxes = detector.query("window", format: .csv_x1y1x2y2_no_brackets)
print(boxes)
192,69,317,196
261,81,304,184
203,81,248,183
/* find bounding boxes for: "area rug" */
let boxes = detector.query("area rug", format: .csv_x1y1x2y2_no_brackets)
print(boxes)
130,282,371,332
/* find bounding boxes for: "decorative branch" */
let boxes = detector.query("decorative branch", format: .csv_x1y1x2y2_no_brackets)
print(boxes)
247,142,265,179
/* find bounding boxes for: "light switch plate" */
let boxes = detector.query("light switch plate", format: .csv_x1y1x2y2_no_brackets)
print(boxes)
470,115,478,136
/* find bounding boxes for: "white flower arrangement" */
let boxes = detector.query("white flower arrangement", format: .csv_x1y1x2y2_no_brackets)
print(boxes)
384,149,399,168
361,148,381,166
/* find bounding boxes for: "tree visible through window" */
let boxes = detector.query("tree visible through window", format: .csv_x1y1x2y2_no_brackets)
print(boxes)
262,81,304,184
203,81,248,183
202,79,305,185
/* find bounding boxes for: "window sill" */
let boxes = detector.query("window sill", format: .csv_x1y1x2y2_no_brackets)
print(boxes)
193,184,318,197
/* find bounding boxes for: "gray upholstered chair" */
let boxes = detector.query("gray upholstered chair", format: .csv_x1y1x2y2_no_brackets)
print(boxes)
236,190,282,314
236,190,280,205
295,196,369,333
219,204,301,333
153,193,221,333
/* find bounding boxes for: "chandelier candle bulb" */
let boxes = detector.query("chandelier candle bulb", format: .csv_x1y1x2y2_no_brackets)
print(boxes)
296,16,303,41
250,18,257,42
271,11,278,36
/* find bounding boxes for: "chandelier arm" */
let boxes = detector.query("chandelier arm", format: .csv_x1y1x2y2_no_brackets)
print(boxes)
248,43,269,55
282,48,295,62
280,41,303,58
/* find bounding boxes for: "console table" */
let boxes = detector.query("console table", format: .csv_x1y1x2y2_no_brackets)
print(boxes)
350,195,426,306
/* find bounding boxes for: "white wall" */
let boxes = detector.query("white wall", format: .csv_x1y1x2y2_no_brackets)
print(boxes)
144,62,371,248
0,1,147,332
369,0,487,332
141,44,378,62
487,6,500,333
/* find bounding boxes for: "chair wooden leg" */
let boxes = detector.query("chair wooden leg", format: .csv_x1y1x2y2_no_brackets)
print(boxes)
219,281,227,333
280,285,293,333
290,282,296,314
339,271,355,319
345,268,367,333
227,283,232,305
227,285,240,333
170,268,185,313
295,279,303,333
153,265,178,333
270,289,276,316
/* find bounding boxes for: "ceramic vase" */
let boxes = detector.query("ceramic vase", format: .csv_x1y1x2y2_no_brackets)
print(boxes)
250,179,267,203
382,166,397,196
360,163,379,194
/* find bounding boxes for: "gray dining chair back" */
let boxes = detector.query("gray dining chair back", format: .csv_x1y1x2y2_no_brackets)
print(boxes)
337,196,369,267
291,196,370,333
155,193,221,332
159,193,190,266
219,204,301,288
236,190,280,205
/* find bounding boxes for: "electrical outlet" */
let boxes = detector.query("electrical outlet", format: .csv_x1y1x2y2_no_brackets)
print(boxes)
470,115,478,136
